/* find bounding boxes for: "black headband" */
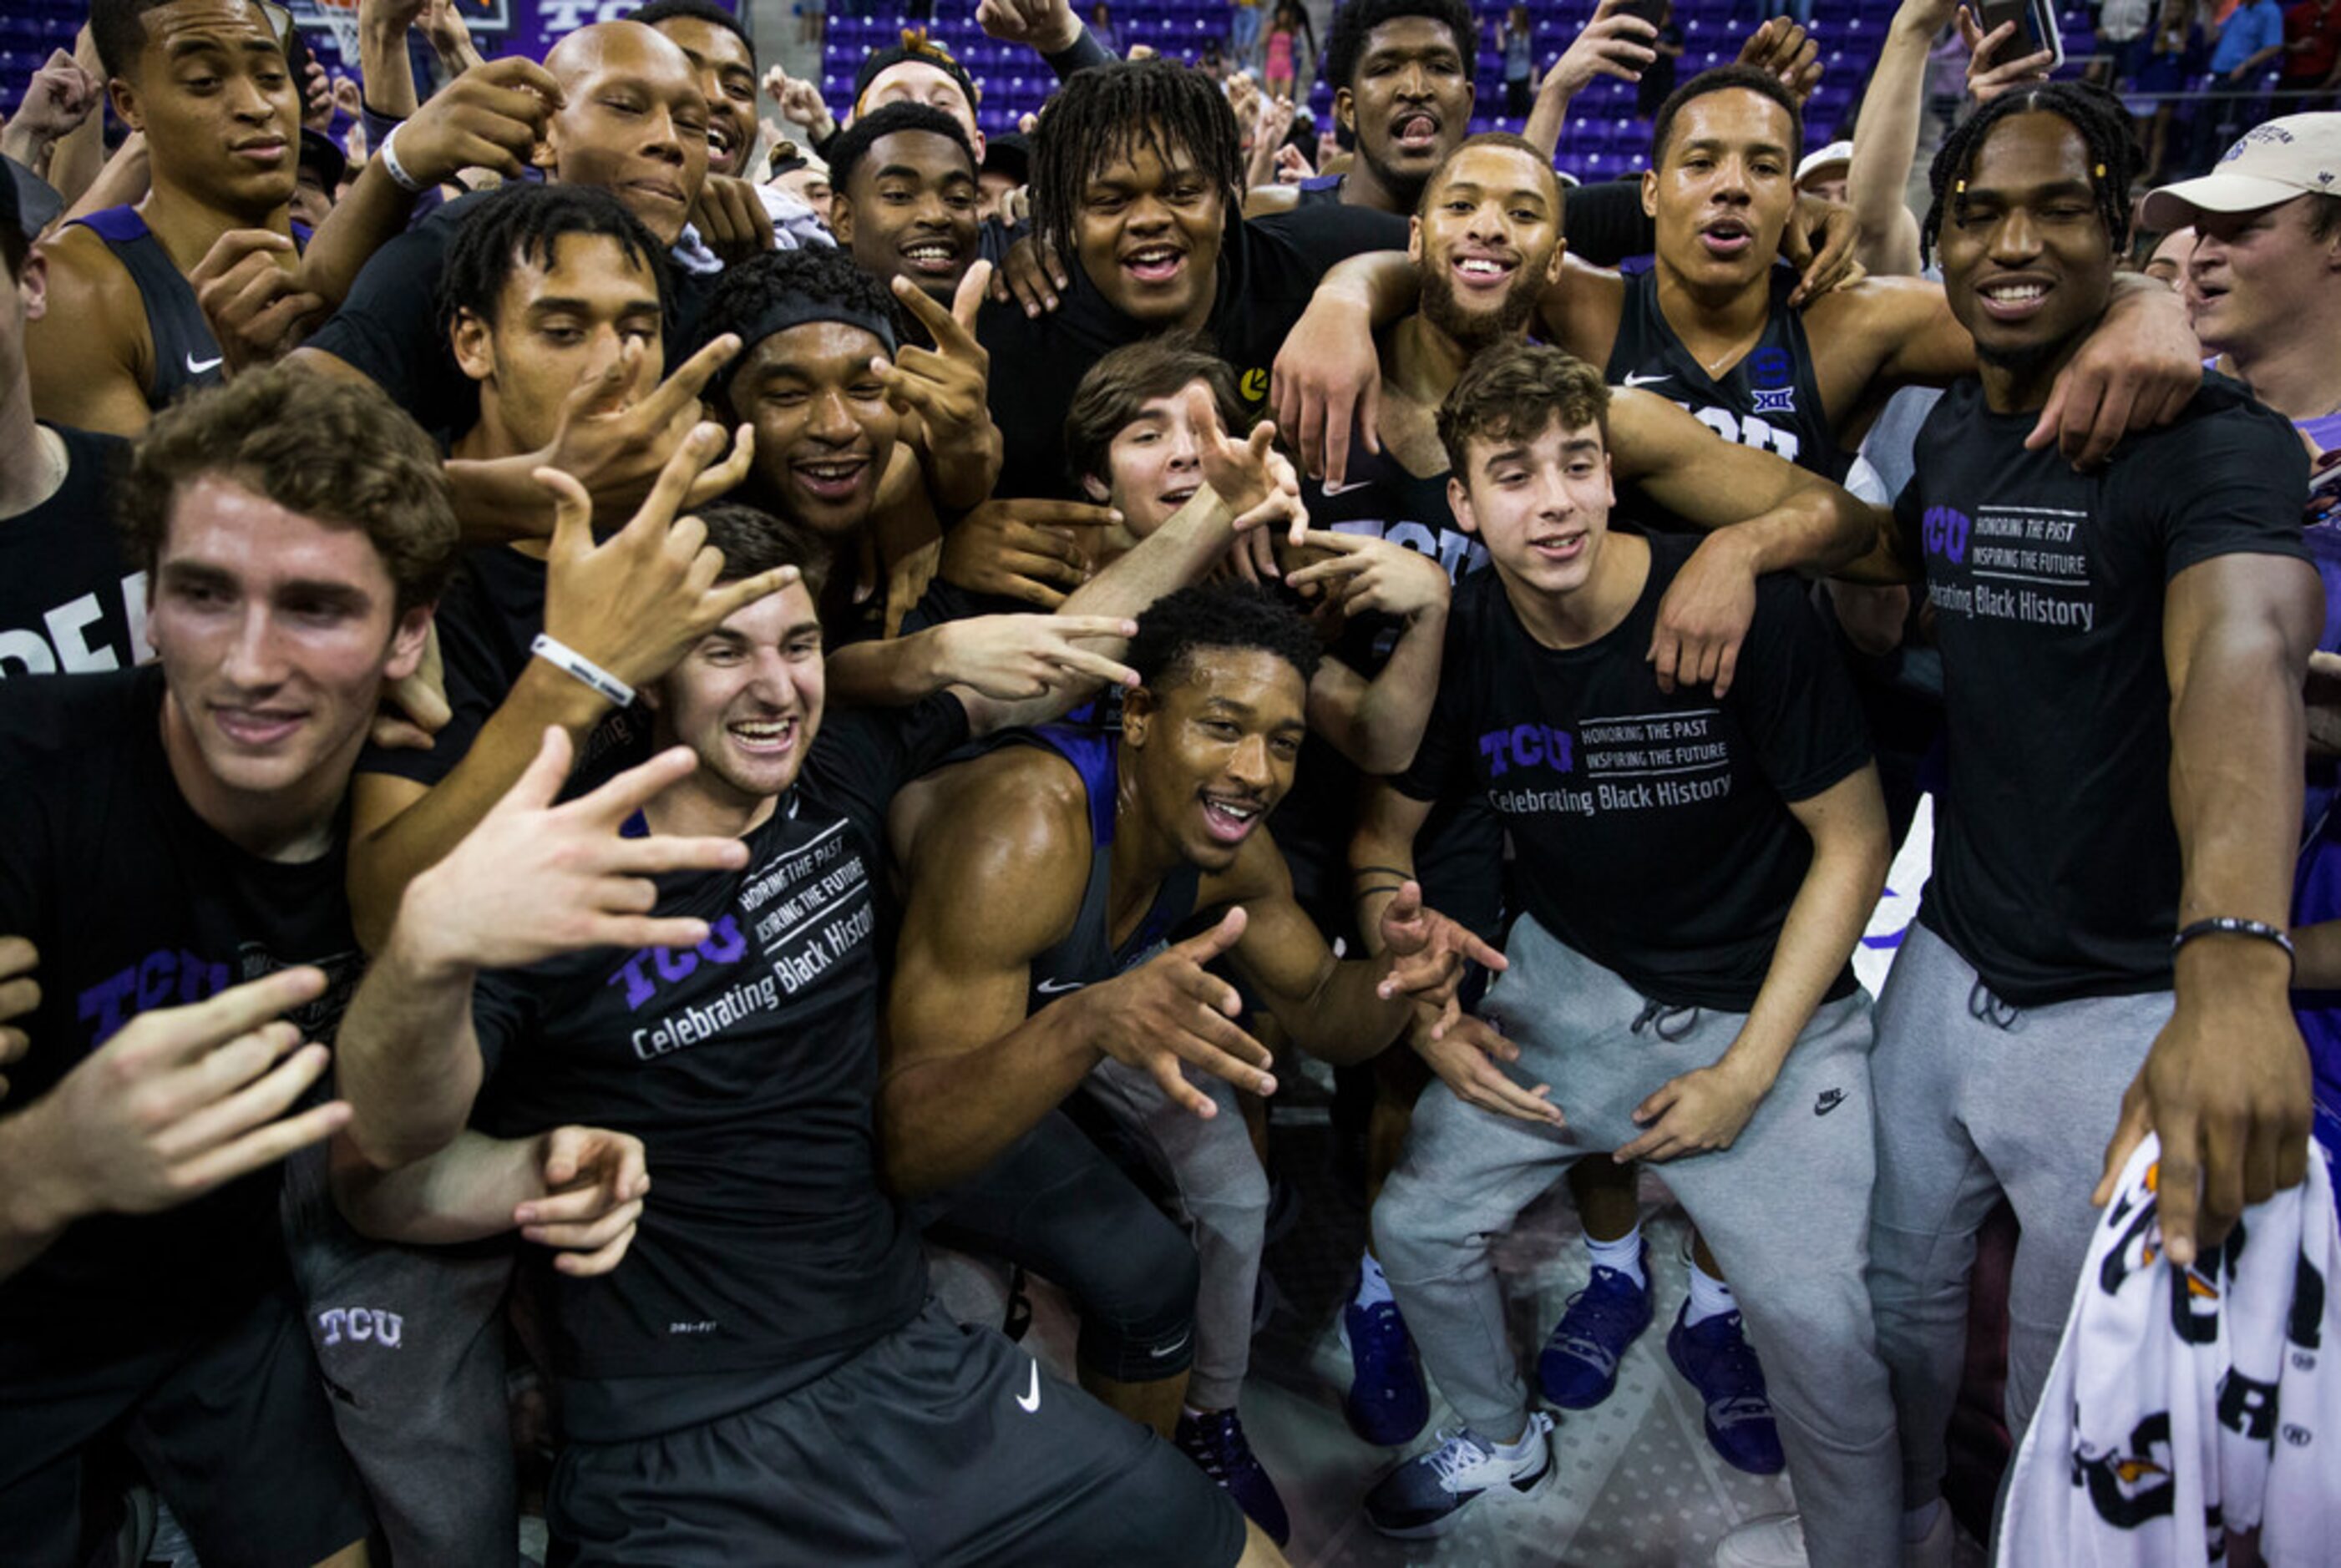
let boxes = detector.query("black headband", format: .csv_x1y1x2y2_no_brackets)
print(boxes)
715,293,900,401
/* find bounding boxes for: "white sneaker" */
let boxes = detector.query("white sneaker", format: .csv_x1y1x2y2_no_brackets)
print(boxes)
1363,1412,1557,1538
1713,1511,1809,1568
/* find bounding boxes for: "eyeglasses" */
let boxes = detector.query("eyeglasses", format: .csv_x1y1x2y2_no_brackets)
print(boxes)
254,0,296,56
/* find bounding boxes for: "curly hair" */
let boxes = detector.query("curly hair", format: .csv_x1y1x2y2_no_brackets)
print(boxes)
1437,341,1610,478
438,183,671,341
1921,81,2139,267
1324,0,1477,95
119,367,459,614
1127,582,1323,693
1029,58,1244,266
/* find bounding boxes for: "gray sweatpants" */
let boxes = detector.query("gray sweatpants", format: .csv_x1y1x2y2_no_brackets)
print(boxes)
1867,923,2167,1511
281,1143,519,1566
1082,1059,1269,1411
1373,917,1898,1568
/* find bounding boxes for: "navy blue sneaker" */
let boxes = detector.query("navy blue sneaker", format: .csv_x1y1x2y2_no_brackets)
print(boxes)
1176,1407,1291,1545
1665,1306,1786,1474
1340,1294,1430,1446
1536,1247,1654,1409
1364,1414,1556,1539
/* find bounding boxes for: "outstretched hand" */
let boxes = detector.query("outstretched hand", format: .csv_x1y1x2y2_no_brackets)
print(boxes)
1376,881,1509,1031
1087,908,1279,1118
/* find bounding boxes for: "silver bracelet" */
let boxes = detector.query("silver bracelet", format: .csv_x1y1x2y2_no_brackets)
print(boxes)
530,634,635,708
378,121,427,194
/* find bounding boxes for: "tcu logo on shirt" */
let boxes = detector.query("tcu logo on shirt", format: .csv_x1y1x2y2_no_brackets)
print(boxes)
1479,724,1575,777
606,916,751,1012
317,1307,403,1348
1923,506,1971,565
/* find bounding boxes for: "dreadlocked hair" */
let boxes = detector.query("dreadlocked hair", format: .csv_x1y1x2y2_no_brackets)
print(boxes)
1030,59,1244,266
1921,81,2139,267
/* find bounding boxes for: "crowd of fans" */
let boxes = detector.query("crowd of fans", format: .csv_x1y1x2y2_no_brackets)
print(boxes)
0,1,2337,1565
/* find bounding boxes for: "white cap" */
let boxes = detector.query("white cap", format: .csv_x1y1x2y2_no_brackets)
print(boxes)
1795,140,1853,188
2142,113,2341,229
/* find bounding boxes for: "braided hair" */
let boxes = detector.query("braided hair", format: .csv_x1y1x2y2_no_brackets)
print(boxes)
1029,58,1244,266
1920,82,2139,267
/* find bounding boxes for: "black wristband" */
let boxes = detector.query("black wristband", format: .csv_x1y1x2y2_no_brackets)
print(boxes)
2171,916,2295,970
1353,883,1405,903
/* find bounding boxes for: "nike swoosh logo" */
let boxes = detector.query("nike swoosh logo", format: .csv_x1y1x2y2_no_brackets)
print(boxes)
1035,978,1084,995
1149,1330,1192,1358
186,354,224,374
1016,1360,1041,1413
1319,477,1373,497
1622,372,1671,388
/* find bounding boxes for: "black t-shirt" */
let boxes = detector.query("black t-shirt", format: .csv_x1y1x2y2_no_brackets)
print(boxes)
0,424,142,679
1395,533,1871,1009
357,543,647,792
306,190,715,431
468,695,970,1422
977,204,1408,500
0,668,364,1377
1899,375,2312,1005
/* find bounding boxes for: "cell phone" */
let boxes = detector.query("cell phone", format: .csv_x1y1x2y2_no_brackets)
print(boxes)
1616,0,1669,32
1977,0,2065,70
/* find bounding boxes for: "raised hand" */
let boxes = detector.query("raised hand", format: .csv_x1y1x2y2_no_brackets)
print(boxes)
1273,143,1313,185
9,968,350,1227
1376,881,1509,1018
1958,5,2054,103
0,937,37,1102
881,265,996,464
0,49,101,163
1083,908,1279,1117
1781,191,1867,306
976,0,1085,54
190,230,328,374
692,174,779,266
939,497,1121,609
536,420,795,691
1542,0,1659,100
536,331,752,520
395,730,755,974
1413,1008,1563,1126
1735,18,1824,105
933,613,1141,699
301,56,336,133
388,55,563,185
763,64,836,139
518,1125,650,1276
1183,384,1307,581
1284,529,1450,620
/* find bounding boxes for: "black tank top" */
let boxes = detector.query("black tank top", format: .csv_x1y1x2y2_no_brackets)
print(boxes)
991,725,1201,1016
73,207,309,412
1604,264,1850,482
1293,173,1344,208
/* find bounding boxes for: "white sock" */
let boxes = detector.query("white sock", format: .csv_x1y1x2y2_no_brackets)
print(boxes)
1902,1499,1943,1543
1355,1250,1394,1307
1585,1225,1646,1288
1487,1424,1539,1461
1684,1257,1736,1327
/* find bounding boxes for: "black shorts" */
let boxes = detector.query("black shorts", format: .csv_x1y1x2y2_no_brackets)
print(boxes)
0,1284,372,1568
546,1299,1247,1567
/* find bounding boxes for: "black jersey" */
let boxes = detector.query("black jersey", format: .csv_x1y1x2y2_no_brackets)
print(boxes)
1394,534,1871,1010
0,424,141,678
993,725,1198,1014
1604,264,1850,483
468,695,968,1432
73,208,308,412
0,668,365,1378
1292,173,1344,207
1898,375,2312,1006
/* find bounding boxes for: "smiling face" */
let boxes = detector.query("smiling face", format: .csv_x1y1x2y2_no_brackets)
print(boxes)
1411,142,1564,350
831,128,980,305
1122,646,1308,872
727,319,900,539
1085,377,1218,535
452,232,666,458
1936,112,2116,390
2144,224,2196,288
1074,129,1227,327
112,0,300,219
1645,88,1797,294
1338,16,1474,208
2187,197,2341,362
648,579,826,812
1447,415,1616,602
646,14,758,178
541,23,710,247
149,473,428,805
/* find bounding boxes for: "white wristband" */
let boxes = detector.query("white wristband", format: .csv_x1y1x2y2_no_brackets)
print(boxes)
530,634,635,708
378,121,427,194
